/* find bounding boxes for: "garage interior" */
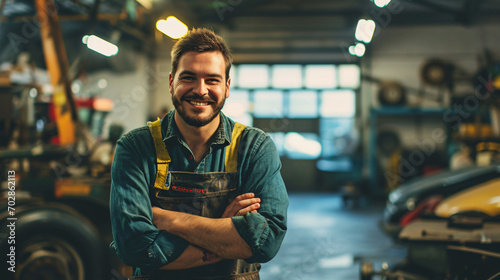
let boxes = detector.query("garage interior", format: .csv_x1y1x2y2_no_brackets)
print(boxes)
1,0,500,279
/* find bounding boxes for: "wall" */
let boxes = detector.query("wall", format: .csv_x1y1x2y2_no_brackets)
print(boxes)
151,55,174,118
87,54,152,135
85,45,177,136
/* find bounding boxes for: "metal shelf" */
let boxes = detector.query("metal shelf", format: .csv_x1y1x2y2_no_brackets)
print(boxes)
368,106,449,197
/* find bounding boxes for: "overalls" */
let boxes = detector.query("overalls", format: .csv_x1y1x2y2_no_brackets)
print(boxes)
132,119,260,280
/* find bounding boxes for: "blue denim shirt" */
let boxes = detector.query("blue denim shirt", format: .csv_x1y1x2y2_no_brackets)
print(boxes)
110,110,288,273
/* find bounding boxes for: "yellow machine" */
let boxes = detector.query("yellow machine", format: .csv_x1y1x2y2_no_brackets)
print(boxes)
435,177,500,218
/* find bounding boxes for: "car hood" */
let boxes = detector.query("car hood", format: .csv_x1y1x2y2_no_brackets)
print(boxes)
388,165,500,205
435,177,500,217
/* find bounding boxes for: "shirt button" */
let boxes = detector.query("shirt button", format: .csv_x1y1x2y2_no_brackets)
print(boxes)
189,156,193,160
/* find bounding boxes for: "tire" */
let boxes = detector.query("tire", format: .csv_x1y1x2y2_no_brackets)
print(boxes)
17,234,85,280
378,82,407,106
420,59,452,87
0,202,105,280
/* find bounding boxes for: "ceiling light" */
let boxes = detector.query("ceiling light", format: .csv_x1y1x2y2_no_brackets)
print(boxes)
355,19,376,43
348,45,356,56
373,0,392,8
83,35,119,57
354,43,366,57
156,16,188,39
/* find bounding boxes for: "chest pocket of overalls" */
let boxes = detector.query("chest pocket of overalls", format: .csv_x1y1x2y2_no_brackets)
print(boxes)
152,171,238,218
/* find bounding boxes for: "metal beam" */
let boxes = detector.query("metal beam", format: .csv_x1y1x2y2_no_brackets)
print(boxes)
407,0,461,15
231,46,348,54
35,0,77,145
461,0,485,25
1,13,127,23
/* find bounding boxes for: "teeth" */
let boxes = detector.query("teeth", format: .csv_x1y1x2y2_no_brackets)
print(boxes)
190,101,208,106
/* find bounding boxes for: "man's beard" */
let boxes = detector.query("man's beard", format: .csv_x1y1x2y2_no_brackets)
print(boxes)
172,94,226,128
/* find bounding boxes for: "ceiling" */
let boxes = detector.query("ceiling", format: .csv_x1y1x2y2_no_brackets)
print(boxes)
1,0,500,68
161,0,500,63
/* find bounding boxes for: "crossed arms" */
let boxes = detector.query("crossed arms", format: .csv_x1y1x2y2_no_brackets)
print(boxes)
155,193,261,269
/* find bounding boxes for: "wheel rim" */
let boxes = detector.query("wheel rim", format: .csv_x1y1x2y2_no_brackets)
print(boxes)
17,236,85,280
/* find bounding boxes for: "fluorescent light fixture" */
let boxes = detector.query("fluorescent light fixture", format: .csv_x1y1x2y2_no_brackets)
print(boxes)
355,19,376,43
156,16,188,39
354,42,366,57
374,0,392,8
83,35,118,57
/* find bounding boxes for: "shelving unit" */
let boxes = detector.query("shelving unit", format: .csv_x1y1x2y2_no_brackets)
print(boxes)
368,107,449,196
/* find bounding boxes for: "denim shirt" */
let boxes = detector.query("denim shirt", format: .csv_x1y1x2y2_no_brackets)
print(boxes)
109,110,289,273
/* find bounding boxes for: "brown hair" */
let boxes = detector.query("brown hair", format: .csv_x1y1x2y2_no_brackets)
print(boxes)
171,28,233,81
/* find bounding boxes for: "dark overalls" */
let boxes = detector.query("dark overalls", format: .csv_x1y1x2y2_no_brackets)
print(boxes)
131,119,260,280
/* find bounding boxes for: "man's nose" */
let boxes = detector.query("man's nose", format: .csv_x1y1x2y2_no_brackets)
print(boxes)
193,79,209,96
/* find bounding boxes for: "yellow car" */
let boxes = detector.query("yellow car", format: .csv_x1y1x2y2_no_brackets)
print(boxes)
435,177,500,218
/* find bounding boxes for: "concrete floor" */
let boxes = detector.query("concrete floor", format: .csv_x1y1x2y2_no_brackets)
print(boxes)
259,193,407,280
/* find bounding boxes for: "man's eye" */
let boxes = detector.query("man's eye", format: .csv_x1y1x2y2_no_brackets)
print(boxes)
181,76,195,81
207,79,221,84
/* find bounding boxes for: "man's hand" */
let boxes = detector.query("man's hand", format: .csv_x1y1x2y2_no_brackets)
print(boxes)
151,193,258,261
222,193,261,218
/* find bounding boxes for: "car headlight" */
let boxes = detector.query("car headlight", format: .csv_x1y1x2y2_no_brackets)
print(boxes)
405,197,416,211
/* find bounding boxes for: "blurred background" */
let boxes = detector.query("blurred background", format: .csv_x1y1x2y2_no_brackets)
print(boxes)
1,0,500,279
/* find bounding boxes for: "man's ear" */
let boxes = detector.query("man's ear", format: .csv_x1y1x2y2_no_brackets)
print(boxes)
169,73,174,94
225,77,231,98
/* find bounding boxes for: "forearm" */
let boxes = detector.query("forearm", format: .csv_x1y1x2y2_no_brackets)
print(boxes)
160,245,221,270
153,208,252,259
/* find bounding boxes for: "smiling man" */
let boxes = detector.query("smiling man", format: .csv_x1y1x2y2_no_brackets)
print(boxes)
109,28,289,279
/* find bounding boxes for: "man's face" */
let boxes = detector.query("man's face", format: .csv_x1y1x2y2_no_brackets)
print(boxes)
169,51,230,128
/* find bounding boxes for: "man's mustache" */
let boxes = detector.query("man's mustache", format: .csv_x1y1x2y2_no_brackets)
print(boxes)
182,95,215,102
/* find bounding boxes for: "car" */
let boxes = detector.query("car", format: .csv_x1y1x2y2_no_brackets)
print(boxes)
382,164,500,237
435,177,500,219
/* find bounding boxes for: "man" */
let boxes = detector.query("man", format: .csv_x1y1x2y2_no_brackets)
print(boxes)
110,28,289,279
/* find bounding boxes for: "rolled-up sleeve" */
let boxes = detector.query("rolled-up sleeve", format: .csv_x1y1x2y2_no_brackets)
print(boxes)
232,134,288,263
110,133,188,270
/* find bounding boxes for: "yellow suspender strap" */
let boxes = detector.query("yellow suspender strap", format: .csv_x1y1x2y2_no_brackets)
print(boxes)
225,122,247,173
147,118,171,190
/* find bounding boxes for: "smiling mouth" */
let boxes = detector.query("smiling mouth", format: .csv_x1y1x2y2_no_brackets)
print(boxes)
189,100,210,106
183,96,214,106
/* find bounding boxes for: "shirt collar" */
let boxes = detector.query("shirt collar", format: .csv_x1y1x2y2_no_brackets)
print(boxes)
161,110,231,146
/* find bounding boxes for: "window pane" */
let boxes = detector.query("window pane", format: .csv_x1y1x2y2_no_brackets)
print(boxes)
320,90,355,117
268,132,285,156
320,118,356,157
285,132,321,159
237,64,269,88
229,65,237,89
222,90,252,126
253,90,284,118
338,64,360,89
288,90,318,118
304,65,337,88
272,64,302,88
230,113,253,126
